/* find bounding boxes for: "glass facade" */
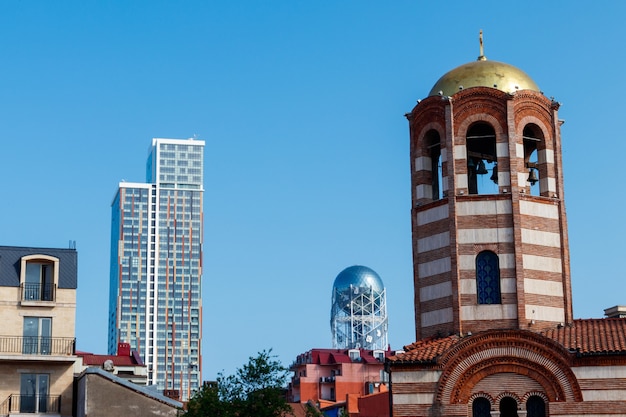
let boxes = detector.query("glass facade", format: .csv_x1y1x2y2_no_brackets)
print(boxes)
108,138,204,401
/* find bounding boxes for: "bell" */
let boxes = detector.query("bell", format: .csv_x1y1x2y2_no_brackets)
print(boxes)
468,158,476,169
527,168,539,185
490,164,498,184
476,160,488,175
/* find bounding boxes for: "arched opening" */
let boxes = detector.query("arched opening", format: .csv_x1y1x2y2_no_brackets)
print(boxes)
500,396,518,417
466,123,497,195
472,397,491,417
476,251,501,304
526,395,546,417
523,124,544,196
425,130,442,200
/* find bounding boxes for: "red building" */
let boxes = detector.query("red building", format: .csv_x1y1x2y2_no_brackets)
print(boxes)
288,348,393,413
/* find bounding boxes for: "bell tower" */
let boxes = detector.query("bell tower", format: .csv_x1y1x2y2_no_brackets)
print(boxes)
408,33,572,340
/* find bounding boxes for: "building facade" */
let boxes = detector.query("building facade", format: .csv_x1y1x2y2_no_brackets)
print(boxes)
108,137,204,401
387,40,626,416
288,348,392,408
0,245,77,416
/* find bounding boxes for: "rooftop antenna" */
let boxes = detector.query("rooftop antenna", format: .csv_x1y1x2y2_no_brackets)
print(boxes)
478,29,487,61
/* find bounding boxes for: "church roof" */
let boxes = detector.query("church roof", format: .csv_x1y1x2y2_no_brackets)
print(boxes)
543,318,626,355
390,319,626,364
428,58,539,97
427,31,539,97
390,335,460,364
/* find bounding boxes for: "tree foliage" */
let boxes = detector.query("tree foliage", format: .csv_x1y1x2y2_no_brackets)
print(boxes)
185,349,293,417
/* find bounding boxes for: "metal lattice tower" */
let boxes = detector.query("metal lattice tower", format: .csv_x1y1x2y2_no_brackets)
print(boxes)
331,265,388,350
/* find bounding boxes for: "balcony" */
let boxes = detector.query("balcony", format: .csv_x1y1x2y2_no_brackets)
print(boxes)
0,394,61,415
20,283,56,305
0,337,75,356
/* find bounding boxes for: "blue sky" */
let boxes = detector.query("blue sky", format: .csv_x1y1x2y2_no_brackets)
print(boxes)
1,1,625,380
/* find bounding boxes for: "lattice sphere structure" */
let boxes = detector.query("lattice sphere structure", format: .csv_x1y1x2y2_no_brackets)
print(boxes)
331,266,388,350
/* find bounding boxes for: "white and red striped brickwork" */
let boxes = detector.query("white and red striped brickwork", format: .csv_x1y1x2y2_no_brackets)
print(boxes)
388,54,626,416
409,87,572,341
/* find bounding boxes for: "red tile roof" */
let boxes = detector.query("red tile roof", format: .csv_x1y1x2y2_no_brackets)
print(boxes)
390,319,626,363
542,318,626,355
288,403,309,417
388,335,460,363
77,351,144,367
293,348,394,366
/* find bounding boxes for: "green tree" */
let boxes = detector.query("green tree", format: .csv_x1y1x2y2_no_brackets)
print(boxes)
185,349,293,417
304,401,324,417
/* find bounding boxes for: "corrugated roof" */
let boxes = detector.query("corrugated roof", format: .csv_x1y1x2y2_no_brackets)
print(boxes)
79,367,181,408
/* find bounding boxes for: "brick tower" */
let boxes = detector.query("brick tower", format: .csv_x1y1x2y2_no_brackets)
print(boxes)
407,36,572,340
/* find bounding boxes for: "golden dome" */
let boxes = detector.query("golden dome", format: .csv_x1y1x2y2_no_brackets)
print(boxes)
428,58,540,97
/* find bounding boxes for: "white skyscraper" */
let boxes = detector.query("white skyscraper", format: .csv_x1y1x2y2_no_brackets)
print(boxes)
108,138,204,401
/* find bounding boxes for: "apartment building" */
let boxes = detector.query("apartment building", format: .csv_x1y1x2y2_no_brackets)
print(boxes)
0,245,77,416
108,137,204,401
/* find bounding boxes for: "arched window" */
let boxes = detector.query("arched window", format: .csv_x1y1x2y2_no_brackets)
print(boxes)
526,395,546,417
20,255,59,303
472,397,491,417
466,123,497,195
500,397,518,417
476,251,501,304
424,130,442,200
523,124,544,196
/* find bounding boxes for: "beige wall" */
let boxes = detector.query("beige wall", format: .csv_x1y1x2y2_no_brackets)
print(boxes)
76,372,181,417
0,287,76,339
0,361,75,417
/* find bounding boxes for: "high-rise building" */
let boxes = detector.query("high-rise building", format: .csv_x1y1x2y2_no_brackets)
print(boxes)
108,137,204,401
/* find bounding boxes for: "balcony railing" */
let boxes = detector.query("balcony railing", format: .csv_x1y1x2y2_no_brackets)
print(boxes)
20,283,56,302
0,336,75,356
0,394,61,414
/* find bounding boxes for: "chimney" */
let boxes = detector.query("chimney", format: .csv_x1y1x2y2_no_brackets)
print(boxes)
604,306,626,319
118,342,131,356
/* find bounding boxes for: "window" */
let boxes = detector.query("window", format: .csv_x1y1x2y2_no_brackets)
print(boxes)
466,123,498,195
472,397,491,417
526,396,546,417
20,374,49,413
348,349,361,361
425,130,442,200
476,251,502,304
24,262,54,301
23,317,52,355
523,124,544,196
499,396,518,417
20,255,58,303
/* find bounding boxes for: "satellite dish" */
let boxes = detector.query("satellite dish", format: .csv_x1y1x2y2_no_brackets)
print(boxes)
103,359,115,372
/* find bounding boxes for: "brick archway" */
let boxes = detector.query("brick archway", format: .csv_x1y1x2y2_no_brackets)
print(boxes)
434,330,583,404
